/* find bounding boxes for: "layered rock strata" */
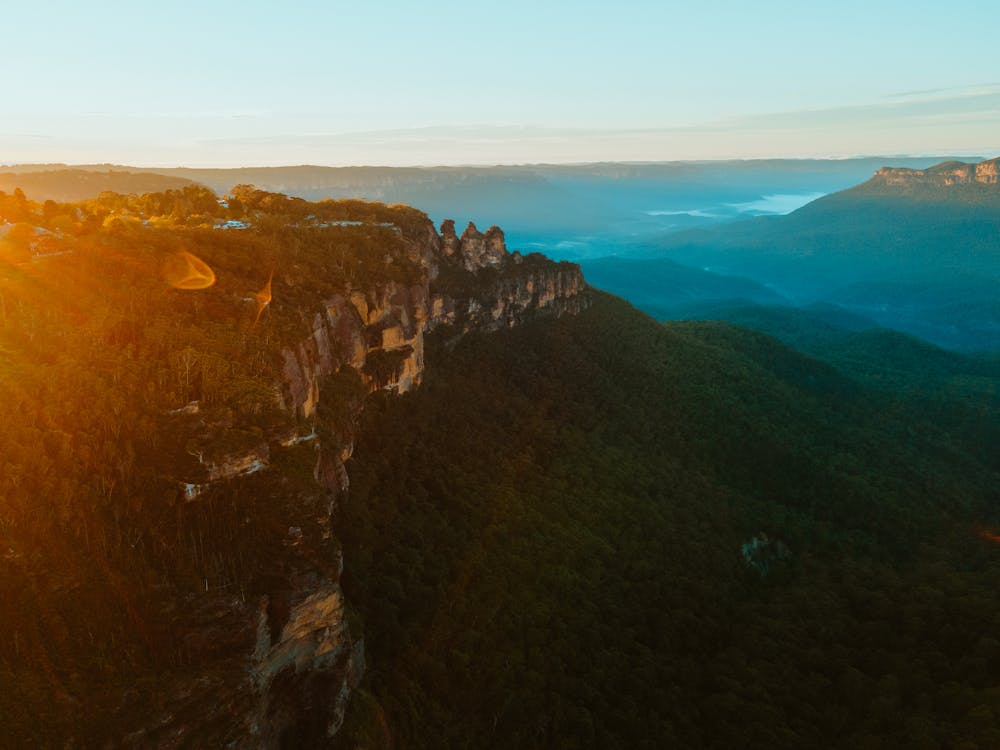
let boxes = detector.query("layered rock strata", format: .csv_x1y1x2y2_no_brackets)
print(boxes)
157,214,589,747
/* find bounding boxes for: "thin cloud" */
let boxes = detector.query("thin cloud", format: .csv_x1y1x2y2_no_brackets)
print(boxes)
698,87,1000,133
197,86,1000,150
4,90,999,166
886,83,1000,101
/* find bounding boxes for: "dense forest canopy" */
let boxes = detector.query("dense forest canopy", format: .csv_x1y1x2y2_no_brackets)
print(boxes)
0,185,439,744
337,296,1000,748
0,182,998,748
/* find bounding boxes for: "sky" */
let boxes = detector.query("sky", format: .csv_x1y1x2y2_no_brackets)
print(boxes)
3,0,999,166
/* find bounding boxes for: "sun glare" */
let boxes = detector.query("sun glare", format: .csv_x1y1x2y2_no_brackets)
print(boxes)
253,270,273,325
976,528,1000,545
164,251,215,290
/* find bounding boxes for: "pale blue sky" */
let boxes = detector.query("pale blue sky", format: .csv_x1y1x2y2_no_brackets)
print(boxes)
3,0,999,165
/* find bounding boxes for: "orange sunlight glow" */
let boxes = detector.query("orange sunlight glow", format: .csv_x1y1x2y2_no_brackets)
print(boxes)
253,271,273,325
164,251,216,290
977,528,1000,545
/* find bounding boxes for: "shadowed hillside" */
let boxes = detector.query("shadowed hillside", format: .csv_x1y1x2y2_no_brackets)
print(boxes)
336,294,1000,749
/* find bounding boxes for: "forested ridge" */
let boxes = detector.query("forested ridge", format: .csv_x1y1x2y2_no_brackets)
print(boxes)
337,294,1000,749
0,185,436,745
1,182,999,748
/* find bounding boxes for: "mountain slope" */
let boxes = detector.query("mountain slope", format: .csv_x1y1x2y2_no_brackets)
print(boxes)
654,159,1000,286
580,256,787,318
0,186,587,747
613,157,1000,350
3,183,1000,748
667,303,1000,464
336,294,1000,749
846,157,1000,203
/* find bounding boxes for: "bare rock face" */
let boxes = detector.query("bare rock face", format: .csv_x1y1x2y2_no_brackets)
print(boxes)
281,281,429,421
263,220,588,743
434,263,588,333
405,221,442,280
440,219,513,272
440,219,461,258
872,156,1000,187
156,212,591,747
251,581,363,746
204,444,269,482
456,221,508,271
976,159,1000,184
429,216,591,337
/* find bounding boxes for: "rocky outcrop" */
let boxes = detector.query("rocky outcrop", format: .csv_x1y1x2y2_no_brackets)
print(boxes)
251,580,364,745
439,219,512,272
181,443,270,499
280,219,589,416
162,213,590,747
280,281,428,421
440,218,462,259
205,445,269,481
871,157,1000,187
457,222,508,271
429,257,588,334
974,159,1000,184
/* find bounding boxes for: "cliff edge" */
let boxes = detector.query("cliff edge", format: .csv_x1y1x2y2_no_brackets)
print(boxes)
141,196,590,747
845,156,1000,204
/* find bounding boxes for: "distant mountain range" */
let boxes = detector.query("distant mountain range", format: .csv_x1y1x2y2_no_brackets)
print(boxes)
0,168,196,202
2,157,981,240
4,156,996,350
856,157,1000,201
602,157,1000,351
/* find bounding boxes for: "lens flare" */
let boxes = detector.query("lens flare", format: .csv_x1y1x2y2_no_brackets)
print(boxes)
254,271,273,325
977,528,1000,544
164,251,216,290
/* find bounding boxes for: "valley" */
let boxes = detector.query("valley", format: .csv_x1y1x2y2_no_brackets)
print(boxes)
7,4,1000,747
1,157,998,747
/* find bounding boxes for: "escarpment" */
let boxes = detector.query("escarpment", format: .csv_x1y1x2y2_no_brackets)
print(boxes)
850,157,1000,204
823,157,1000,213
0,186,589,748
872,157,1000,187
156,207,590,747
277,217,588,425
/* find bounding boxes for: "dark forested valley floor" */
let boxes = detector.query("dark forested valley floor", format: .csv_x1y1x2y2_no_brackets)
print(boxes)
337,294,1000,749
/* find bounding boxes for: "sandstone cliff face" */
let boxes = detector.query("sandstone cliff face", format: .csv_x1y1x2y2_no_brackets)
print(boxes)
439,219,510,272
275,217,589,517
279,218,589,416
251,579,364,745
181,443,270,499
281,280,427,421
872,157,1000,187
429,256,588,334
974,159,1000,184
160,215,590,748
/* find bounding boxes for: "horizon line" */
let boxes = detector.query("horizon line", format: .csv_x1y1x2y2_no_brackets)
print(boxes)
2,152,995,171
